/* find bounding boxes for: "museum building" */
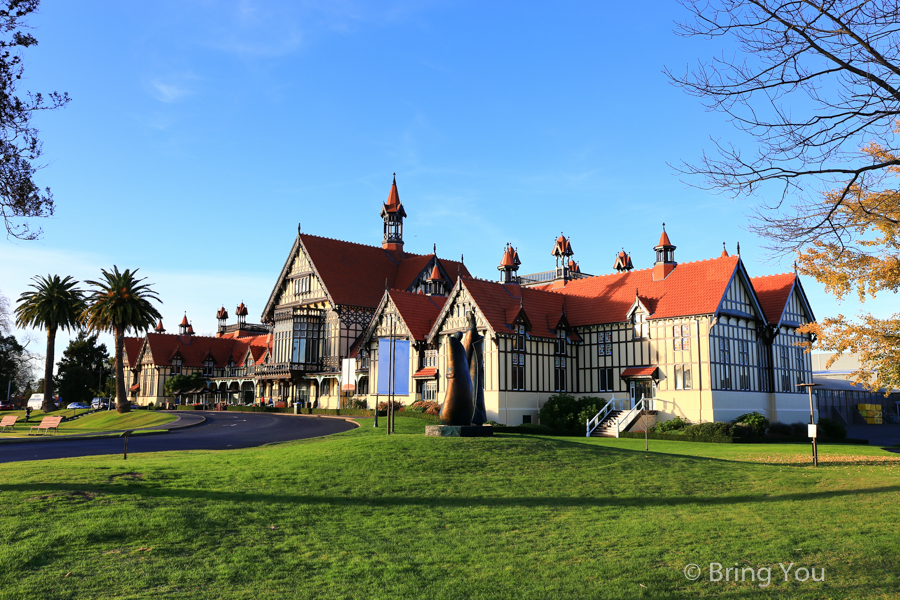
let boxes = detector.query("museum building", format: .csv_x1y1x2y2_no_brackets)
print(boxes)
123,176,815,425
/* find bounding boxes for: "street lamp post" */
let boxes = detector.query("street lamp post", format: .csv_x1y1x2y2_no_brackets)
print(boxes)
797,382,819,467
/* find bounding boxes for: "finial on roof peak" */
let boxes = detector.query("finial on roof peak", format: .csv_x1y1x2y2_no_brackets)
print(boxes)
737,241,741,255
433,242,436,255
297,222,301,235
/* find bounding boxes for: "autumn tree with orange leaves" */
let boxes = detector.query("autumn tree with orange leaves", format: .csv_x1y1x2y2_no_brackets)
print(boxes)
669,0,900,392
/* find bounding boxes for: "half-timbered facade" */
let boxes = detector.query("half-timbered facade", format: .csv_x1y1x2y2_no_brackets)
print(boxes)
123,311,272,406
257,176,470,408
350,230,815,425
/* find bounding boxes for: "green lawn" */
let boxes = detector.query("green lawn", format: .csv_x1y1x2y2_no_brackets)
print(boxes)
0,411,177,437
0,417,897,599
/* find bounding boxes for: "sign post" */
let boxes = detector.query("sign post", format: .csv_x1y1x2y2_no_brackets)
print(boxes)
797,383,818,467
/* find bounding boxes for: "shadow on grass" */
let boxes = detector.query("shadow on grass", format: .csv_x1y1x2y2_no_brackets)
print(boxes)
509,434,898,467
3,481,898,509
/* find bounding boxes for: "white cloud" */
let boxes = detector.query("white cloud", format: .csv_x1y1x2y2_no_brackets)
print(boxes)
151,79,194,103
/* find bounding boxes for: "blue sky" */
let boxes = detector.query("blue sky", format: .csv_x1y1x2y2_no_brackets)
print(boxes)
1,0,893,366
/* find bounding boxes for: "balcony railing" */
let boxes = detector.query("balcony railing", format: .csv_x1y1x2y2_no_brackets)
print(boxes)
519,268,593,285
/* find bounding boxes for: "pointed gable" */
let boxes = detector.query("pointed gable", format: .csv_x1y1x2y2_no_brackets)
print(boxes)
751,273,814,326
262,233,471,318
123,337,144,369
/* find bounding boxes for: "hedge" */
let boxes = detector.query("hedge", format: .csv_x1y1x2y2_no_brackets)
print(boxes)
396,410,441,423
618,431,870,445
493,425,580,436
619,431,737,444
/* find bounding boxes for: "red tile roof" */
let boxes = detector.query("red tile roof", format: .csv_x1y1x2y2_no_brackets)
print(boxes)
389,290,447,340
656,228,673,248
216,307,228,320
460,277,567,339
144,331,270,369
124,337,144,368
180,315,190,327
553,256,740,325
751,273,795,325
236,303,248,316
500,245,516,267
413,367,438,378
620,366,657,378
298,234,470,309
154,320,165,332
129,383,140,392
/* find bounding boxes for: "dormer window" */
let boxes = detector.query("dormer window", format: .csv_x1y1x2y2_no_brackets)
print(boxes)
228,359,236,376
633,312,649,339
202,359,214,377
172,357,183,375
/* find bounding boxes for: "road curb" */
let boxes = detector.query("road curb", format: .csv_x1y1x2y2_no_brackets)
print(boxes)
175,410,362,430
156,412,208,430
0,429,170,445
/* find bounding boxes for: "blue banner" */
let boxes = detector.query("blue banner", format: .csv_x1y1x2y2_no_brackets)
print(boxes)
377,338,410,396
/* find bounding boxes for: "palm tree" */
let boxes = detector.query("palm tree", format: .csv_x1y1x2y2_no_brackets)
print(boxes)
83,267,162,414
14,275,85,412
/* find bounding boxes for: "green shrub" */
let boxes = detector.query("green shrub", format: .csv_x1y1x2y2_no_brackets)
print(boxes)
818,417,847,440
540,394,607,432
767,421,793,435
732,412,770,435
653,416,689,433
683,422,736,439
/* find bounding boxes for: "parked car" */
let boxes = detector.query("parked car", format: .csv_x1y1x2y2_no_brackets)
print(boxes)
67,402,90,409
0,402,15,411
130,404,142,410
91,398,110,409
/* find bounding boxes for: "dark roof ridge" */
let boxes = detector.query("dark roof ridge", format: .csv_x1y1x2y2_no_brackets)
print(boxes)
299,232,457,263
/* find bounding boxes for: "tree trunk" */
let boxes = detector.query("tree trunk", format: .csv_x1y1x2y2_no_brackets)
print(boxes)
115,326,130,414
43,326,57,412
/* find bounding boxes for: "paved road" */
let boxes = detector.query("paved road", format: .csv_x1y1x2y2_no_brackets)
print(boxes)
0,412,357,463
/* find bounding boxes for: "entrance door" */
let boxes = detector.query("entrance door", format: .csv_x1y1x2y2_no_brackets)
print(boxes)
630,380,653,408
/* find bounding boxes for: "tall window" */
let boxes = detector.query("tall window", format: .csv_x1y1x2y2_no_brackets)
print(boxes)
172,357,182,375
674,365,692,390
718,338,731,390
780,346,791,392
292,317,321,364
599,367,613,391
554,329,566,392
202,359,214,377
757,345,771,392
795,347,806,386
511,324,526,391
422,349,437,368
738,340,750,390
423,380,437,401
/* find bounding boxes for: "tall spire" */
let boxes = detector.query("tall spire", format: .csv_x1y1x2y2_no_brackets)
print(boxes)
381,173,407,256
653,223,677,281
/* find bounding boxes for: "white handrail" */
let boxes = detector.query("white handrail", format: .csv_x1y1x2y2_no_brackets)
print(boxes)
586,395,617,437
615,396,646,438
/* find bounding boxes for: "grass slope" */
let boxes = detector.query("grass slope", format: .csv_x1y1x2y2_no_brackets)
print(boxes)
0,411,177,437
0,417,897,599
